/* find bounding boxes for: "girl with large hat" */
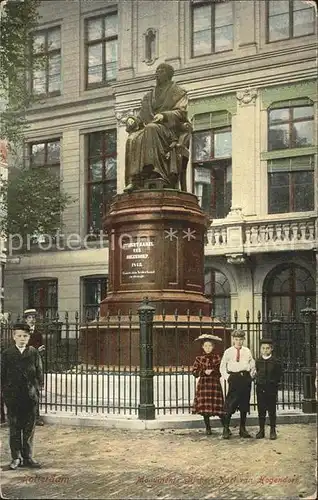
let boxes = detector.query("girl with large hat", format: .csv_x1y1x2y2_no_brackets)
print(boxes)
192,334,227,435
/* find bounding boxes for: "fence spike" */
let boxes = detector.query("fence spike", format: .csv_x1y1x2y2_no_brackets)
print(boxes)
257,310,261,322
268,310,272,322
128,309,132,320
174,309,178,321
234,310,238,323
16,313,21,322
162,308,166,321
199,309,202,319
246,310,250,322
186,309,190,320
75,311,79,322
64,311,68,322
55,311,59,322
117,309,121,320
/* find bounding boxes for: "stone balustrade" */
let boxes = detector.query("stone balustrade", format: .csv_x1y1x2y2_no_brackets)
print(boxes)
206,214,317,257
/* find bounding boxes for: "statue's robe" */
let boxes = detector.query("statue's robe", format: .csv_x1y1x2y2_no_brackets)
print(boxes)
125,81,188,185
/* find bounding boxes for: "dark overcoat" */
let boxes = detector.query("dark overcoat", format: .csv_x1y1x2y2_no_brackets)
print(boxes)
192,353,225,416
1,345,43,410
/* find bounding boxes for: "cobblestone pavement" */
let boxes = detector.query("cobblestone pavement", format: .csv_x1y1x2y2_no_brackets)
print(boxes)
0,423,316,499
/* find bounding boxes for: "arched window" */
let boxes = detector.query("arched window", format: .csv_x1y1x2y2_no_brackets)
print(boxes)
264,264,315,319
204,268,231,320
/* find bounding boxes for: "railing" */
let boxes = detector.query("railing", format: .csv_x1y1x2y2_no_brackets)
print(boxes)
206,214,316,256
0,303,316,418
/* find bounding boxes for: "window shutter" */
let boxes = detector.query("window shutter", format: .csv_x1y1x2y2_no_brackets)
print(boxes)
269,98,313,110
193,110,231,131
268,156,314,172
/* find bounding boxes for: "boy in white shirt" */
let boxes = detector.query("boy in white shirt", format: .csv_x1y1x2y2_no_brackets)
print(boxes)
220,329,256,439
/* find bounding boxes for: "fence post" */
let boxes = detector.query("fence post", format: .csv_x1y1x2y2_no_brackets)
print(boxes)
301,299,317,414
138,297,155,420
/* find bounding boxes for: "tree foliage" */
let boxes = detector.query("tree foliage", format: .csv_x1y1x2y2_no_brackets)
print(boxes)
0,0,41,144
0,167,73,241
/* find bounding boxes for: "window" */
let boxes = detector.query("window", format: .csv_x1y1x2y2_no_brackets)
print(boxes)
264,264,315,319
26,279,58,320
204,268,231,321
191,0,233,57
267,0,315,42
268,101,314,151
85,13,118,88
29,139,60,176
32,27,61,96
87,130,117,233
268,156,314,214
193,111,232,219
82,276,107,321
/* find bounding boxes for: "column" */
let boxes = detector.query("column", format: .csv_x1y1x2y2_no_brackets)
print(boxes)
118,0,134,80
231,88,258,216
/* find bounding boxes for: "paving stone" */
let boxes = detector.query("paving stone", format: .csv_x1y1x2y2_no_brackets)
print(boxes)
0,424,316,499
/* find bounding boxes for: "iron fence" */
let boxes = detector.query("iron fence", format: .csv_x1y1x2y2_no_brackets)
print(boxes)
0,304,316,418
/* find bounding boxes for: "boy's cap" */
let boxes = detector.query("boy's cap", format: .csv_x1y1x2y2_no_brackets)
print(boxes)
13,322,31,333
260,338,273,345
231,329,245,338
24,308,37,316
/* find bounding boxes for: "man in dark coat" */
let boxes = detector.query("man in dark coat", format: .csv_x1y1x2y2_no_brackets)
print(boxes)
1,323,43,470
24,309,45,426
255,338,282,440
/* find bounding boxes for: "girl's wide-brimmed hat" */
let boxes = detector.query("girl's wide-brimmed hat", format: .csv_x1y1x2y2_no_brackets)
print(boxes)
194,334,222,343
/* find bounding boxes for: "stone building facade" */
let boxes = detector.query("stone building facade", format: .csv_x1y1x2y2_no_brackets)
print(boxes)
4,0,317,322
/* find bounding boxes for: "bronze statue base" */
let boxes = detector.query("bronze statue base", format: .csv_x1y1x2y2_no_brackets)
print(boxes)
101,189,211,316
80,315,231,367
80,189,217,366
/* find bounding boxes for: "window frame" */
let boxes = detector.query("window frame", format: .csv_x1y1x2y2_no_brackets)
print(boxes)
264,264,315,318
31,26,61,98
204,268,231,321
268,104,314,151
25,278,58,320
82,275,108,321
190,0,234,58
28,138,61,172
266,0,315,43
84,12,118,90
192,126,232,219
86,129,117,234
267,161,314,214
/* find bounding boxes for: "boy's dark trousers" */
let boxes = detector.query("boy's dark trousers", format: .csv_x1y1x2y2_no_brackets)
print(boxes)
256,384,277,435
7,399,37,460
223,371,252,438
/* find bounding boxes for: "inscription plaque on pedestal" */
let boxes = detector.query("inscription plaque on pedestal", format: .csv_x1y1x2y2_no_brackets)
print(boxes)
121,236,156,284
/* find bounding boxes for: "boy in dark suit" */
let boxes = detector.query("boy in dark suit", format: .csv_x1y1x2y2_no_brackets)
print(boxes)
1,323,43,470
255,338,282,440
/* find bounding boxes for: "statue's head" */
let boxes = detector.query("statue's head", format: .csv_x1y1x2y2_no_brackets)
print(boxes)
155,63,174,85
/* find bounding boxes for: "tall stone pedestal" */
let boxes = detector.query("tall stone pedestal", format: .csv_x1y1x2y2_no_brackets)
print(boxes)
101,190,211,316
80,190,229,367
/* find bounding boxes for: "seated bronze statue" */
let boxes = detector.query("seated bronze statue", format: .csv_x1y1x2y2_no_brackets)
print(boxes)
124,63,191,192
